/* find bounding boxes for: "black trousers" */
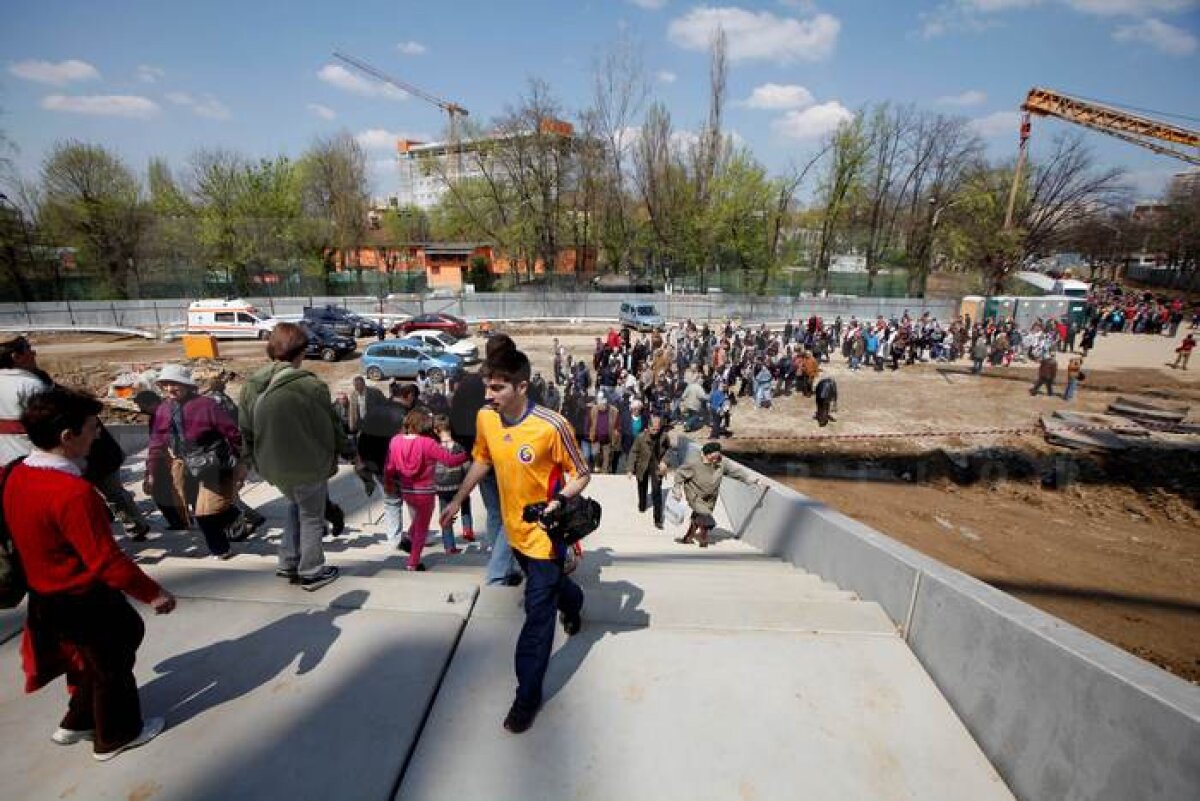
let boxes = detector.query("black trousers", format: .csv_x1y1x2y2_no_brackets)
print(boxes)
636,470,664,525
28,586,146,754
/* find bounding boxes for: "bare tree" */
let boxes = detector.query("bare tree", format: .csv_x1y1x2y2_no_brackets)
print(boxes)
812,115,872,293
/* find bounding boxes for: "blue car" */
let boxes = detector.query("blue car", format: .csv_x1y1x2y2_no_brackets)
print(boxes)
361,340,463,382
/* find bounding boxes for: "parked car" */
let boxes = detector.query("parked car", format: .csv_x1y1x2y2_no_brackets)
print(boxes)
360,340,463,382
403,329,479,363
302,305,385,338
391,312,469,339
618,301,666,332
299,321,357,362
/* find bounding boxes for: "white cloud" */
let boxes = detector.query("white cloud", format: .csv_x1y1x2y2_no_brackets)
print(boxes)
41,94,159,119
396,40,427,55
9,59,100,86
936,89,988,106
742,83,814,110
165,92,231,120
629,0,669,8
1113,17,1197,53
970,110,1023,138
356,128,429,151
136,64,165,84
317,64,407,101
1065,0,1197,15
656,70,677,84
307,103,337,120
771,101,854,140
667,7,840,63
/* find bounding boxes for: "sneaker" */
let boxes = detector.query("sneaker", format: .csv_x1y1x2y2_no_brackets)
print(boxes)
502,573,524,587
93,717,165,762
398,536,412,554
405,563,427,572
51,727,94,746
502,702,538,734
462,528,476,542
128,522,150,542
212,550,234,561
445,547,462,555
298,566,339,592
276,568,300,583
560,609,582,636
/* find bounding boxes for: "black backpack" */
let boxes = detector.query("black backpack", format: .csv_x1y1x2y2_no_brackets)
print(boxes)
0,457,29,609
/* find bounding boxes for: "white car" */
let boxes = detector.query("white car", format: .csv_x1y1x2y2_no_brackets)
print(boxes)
405,329,479,363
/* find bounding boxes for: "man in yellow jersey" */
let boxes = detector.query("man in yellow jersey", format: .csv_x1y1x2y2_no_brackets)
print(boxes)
440,335,591,733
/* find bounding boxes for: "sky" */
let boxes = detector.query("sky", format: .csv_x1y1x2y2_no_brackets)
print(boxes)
3,0,1198,204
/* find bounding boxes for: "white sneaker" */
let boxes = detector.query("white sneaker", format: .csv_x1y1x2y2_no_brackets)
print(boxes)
50,727,94,745
93,717,165,762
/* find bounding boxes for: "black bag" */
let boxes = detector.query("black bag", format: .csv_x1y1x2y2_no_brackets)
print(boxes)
182,439,237,482
523,495,602,546
0,458,29,609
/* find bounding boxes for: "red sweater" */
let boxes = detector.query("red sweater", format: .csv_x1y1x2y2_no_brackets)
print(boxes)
5,463,161,603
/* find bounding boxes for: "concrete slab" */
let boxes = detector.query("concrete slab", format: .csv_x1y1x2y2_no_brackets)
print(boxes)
0,604,23,645
471,584,891,634
0,595,462,801
397,620,1014,801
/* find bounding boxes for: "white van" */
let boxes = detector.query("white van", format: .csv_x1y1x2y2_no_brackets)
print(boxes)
187,298,277,340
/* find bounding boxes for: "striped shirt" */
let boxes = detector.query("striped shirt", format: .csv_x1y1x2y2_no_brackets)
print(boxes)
473,402,588,559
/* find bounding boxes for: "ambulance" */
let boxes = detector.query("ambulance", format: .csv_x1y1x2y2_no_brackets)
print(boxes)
186,298,278,339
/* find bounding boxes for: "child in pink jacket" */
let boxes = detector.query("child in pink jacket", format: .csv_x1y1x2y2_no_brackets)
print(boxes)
384,408,469,571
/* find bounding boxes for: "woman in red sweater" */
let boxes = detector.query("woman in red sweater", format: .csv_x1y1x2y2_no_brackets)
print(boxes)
384,408,468,572
5,387,176,761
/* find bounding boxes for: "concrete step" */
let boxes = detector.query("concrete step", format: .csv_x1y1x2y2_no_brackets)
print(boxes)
471,584,893,634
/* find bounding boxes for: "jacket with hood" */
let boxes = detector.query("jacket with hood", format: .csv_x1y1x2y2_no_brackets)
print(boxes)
239,363,345,493
384,433,468,495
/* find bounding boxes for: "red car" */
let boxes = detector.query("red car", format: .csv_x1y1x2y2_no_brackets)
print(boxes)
391,312,469,339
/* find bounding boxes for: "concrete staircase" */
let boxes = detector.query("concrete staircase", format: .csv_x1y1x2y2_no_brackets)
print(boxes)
0,465,1015,801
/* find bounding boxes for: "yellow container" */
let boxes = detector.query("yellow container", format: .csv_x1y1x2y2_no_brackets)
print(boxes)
182,334,219,360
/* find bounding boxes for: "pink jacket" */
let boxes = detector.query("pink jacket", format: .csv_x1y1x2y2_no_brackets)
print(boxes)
384,434,468,495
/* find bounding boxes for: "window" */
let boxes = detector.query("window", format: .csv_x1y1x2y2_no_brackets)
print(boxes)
397,347,419,359
237,312,256,324
215,312,235,323
620,303,629,313
638,306,656,315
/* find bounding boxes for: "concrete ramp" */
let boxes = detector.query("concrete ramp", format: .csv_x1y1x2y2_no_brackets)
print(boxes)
0,466,1016,801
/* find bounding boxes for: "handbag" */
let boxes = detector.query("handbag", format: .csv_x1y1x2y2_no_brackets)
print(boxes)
182,439,237,482
664,485,688,525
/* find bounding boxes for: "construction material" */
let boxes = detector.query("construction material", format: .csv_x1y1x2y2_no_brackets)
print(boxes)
1107,396,1189,424
182,333,219,360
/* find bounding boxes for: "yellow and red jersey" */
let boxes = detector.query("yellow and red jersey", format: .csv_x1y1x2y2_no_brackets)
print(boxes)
473,402,588,559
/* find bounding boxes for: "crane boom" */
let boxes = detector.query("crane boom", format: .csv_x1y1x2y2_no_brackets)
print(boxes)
1004,87,1200,228
332,51,469,179
1022,87,1200,166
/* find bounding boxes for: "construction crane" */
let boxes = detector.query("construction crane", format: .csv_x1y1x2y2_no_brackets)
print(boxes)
1004,86,1200,227
332,50,469,178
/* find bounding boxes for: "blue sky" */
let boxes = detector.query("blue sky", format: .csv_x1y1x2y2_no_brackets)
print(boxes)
3,0,1198,203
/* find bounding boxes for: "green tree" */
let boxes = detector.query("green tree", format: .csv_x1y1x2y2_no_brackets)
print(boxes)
298,132,370,286
38,140,147,298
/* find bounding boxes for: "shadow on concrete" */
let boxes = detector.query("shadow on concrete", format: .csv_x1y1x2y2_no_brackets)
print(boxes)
981,578,1200,614
140,589,368,729
543,547,648,706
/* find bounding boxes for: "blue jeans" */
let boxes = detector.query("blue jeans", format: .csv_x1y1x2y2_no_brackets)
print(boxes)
280,480,328,577
481,472,518,585
1064,377,1078,401
382,488,405,548
511,551,584,712
437,490,472,551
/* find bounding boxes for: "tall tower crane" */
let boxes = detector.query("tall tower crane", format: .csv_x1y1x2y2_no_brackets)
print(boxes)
332,51,469,179
1004,87,1200,227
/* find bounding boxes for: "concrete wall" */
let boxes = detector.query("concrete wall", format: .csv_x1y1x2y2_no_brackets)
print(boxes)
684,439,1200,801
0,294,959,333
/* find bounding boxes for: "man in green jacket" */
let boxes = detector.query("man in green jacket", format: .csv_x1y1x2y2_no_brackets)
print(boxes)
627,414,671,529
240,323,345,591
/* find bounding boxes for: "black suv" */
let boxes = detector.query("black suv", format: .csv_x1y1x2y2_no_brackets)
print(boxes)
299,321,358,362
302,305,385,338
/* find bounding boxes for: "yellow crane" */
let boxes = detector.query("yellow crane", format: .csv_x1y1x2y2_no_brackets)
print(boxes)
332,50,469,178
1004,87,1200,227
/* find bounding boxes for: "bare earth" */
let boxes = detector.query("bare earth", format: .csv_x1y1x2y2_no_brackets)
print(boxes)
28,324,1200,682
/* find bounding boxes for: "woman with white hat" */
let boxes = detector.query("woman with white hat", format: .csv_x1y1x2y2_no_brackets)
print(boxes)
145,364,244,558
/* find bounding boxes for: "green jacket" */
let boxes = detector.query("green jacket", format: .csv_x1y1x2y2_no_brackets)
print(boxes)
239,363,345,493
675,455,753,516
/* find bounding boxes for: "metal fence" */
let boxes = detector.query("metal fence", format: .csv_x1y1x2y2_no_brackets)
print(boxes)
0,293,960,334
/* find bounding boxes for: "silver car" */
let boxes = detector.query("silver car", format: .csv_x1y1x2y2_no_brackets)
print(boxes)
618,301,665,332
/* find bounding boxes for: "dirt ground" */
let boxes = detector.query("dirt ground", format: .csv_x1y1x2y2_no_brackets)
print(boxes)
25,323,1200,682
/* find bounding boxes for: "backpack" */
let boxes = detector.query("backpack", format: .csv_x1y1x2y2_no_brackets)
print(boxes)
0,457,29,609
